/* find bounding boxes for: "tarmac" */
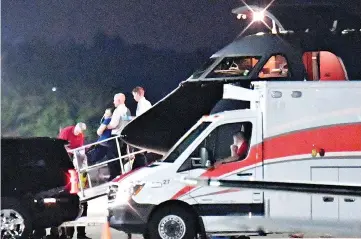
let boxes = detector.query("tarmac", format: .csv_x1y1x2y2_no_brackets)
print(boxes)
60,196,360,239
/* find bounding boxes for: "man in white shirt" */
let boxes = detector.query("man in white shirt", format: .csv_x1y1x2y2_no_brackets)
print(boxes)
131,86,159,171
106,93,131,180
132,86,152,116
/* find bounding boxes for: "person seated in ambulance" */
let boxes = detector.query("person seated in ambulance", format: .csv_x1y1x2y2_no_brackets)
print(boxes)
213,131,249,167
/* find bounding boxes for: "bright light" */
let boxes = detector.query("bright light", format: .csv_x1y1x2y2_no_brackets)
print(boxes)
237,14,247,20
253,11,264,22
43,198,57,204
52,87,57,92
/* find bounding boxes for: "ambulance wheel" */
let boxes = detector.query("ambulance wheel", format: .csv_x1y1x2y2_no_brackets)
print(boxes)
147,205,197,239
1,198,32,239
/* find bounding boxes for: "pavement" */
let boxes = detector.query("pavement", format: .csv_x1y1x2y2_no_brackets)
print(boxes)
84,226,143,238
60,196,360,239
69,226,350,239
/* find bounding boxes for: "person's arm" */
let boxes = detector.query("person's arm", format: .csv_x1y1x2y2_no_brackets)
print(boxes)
107,109,120,129
213,155,239,167
98,118,111,135
97,124,107,136
213,145,239,167
58,128,71,152
58,128,68,141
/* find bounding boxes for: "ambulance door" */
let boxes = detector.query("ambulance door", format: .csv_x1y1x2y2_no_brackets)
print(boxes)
221,117,264,217
187,118,262,232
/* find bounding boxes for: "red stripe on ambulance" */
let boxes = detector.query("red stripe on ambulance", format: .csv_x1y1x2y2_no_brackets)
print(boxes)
171,123,361,199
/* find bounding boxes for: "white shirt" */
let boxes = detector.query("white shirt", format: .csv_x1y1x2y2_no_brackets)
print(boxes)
109,104,130,135
136,97,152,116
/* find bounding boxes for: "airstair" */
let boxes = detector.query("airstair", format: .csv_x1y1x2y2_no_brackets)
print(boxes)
60,135,147,227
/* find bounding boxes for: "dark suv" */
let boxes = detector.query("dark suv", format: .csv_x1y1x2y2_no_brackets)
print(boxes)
1,137,81,238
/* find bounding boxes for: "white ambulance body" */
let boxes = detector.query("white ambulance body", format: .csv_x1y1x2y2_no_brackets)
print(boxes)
107,81,361,238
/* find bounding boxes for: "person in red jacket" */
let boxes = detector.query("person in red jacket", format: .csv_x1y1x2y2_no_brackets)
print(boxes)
57,122,91,239
214,131,249,167
58,122,87,153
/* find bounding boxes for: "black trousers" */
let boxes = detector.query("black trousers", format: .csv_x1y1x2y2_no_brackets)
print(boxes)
131,151,147,170
107,135,127,181
64,202,88,237
129,147,162,170
86,144,108,165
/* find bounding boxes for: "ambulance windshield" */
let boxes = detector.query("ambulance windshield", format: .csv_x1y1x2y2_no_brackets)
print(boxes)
163,122,211,163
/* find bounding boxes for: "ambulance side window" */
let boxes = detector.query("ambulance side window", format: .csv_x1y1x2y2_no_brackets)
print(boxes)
212,122,252,162
179,122,252,171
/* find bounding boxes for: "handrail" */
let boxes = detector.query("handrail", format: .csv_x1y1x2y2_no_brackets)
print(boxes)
68,135,121,153
79,149,147,172
68,134,149,198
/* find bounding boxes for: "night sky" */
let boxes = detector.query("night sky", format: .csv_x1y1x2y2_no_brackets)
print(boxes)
2,0,360,139
3,0,359,53
3,0,243,52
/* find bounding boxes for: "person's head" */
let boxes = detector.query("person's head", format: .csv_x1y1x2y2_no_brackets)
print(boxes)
74,122,86,135
233,131,245,145
113,93,125,107
132,86,145,102
104,108,112,118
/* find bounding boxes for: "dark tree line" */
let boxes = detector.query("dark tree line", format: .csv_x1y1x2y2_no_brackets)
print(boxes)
1,32,214,142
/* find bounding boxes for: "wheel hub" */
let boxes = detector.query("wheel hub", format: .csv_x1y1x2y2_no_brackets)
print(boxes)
158,215,186,239
1,209,25,238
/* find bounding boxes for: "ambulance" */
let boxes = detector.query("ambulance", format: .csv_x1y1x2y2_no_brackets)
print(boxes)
107,80,361,238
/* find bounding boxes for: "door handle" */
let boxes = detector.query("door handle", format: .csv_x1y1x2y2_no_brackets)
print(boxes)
322,196,334,202
344,198,355,202
237,173,253,177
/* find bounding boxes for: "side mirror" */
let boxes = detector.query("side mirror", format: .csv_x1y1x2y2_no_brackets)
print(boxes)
200,147,213,168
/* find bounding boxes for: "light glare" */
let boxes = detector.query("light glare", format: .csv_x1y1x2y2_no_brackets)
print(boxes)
253,11,264,22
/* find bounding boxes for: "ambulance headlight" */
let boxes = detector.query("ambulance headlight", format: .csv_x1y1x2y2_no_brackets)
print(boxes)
132,183,145,196
116,182,145,204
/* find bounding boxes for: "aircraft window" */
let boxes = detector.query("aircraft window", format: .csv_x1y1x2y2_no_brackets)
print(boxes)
206,56,261,78
191,58,218,79
258,55,289,78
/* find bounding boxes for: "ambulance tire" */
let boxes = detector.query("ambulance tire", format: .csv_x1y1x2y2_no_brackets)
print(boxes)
1,198,32,239
147,205,197,239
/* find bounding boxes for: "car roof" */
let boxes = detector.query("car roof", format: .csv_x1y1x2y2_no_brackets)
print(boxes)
1,137,68,145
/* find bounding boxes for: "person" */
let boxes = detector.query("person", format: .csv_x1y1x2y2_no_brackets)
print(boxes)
106,93,131,180
132,86,152,117
86,109,113,165
130,86,162,170
213,131,249,167
97,108,113,142
57,122,91,239
58,122,87,154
